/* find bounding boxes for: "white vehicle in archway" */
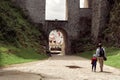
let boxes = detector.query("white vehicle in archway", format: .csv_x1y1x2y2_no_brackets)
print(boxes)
50,46,61,54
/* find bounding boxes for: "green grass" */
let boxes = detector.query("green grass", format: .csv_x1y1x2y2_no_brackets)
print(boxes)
77,49,96,60
0,46,48,66
77,47,120,68
104,47,120,68
0,0,47,67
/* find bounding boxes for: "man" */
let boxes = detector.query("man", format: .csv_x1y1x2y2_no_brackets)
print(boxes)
96,43,106,72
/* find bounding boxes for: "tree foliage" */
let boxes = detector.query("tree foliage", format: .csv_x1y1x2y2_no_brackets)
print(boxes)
105,0,120,46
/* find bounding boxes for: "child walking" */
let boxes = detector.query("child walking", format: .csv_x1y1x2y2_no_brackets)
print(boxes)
91,54,97,72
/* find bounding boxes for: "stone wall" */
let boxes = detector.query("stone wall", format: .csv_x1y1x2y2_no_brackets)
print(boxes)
67,0,92,40
44,0,92,54
13,0,45,23
25,0,45,23
45,21,70,54
91,0,110,43
91,0,100,42
12,0,110,54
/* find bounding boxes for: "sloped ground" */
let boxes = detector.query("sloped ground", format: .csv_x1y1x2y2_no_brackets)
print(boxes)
0,55,120,80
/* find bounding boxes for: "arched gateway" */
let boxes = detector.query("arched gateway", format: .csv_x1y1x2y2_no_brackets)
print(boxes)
45,21,69,55
48,29,68,55
13,0,110,54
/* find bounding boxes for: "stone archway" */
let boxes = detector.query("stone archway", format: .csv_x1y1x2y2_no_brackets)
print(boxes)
48,28,68,55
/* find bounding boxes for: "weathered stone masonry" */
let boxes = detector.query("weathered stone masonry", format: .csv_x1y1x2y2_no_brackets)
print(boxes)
13,0,110,54
92,0,110,42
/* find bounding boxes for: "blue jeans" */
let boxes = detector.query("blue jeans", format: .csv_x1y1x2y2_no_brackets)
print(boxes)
92,62,97,71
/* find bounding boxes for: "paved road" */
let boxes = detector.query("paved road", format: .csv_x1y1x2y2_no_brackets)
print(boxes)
0,55,120,80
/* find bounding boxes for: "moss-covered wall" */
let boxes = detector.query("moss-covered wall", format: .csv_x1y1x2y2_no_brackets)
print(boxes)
0,0,44,53
104,0,120,46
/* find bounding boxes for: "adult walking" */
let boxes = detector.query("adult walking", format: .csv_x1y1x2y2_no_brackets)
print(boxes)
96,43,107,72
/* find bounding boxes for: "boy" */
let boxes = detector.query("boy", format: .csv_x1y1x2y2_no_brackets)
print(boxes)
91,54,97,72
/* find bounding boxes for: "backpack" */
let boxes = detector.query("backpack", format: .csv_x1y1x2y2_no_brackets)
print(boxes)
99,48,104,57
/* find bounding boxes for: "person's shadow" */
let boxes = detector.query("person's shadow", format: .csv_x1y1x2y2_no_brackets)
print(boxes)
102,71,112,73
96,71,112,74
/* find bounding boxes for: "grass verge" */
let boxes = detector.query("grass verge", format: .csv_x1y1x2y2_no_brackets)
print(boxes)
77,47,120,68
0,46,48,66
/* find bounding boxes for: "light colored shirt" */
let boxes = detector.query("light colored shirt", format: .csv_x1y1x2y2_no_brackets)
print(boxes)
96,47,106,57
